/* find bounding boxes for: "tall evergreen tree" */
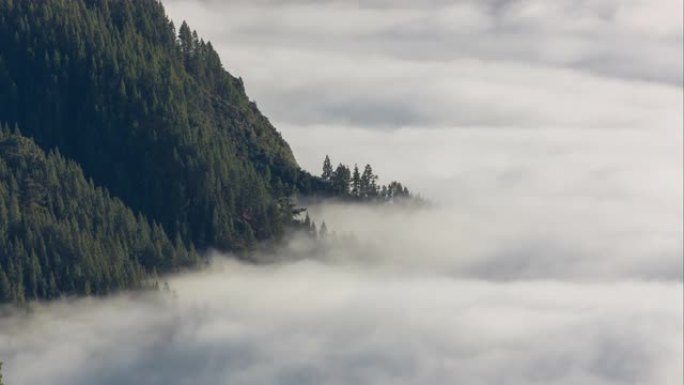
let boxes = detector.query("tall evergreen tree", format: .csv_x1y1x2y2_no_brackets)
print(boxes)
303,212,311,229
331,164,351,195
360,164,377,198
322,155,333,181
316,156,416,203
310,220,317,239
351,164,361,197
319,221,328,238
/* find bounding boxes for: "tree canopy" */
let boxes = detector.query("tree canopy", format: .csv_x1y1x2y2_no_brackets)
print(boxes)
0,129,200,302
317,155,417,203
0,0,303,252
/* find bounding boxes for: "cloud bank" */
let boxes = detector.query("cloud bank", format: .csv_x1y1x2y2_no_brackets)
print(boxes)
163,0,682,130
1,0,681,384
0,248,681,385
0,199,681,384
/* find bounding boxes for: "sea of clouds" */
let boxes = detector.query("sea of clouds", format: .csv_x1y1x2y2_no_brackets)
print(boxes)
0,0,681,384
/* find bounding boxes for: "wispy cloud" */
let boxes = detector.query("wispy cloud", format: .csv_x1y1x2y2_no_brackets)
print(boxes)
164,0,681,129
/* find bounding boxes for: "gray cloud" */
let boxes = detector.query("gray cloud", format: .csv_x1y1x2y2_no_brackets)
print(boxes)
163,0,681,129
0,255,681,385
1,180,681,384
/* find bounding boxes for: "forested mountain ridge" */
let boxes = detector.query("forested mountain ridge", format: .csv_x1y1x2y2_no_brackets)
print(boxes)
0,0,305,252
0,0,417,304
0,129,199,303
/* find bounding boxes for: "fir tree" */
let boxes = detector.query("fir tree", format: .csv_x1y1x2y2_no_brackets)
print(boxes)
310,220,317,239
361,164,377,198
303,212,311,229
322,155,333,181
319,221,328,239
331,164,351,195
351,164,361,197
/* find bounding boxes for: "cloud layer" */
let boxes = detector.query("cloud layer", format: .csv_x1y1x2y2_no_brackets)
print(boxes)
0,254,682,385
1,198,681,384
0,0,681,384
163,0,682,129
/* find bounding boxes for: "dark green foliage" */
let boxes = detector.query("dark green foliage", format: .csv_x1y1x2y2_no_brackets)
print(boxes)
351,164,361,197
0,1,420,304
0,130,199,303
360,164,378,198
0,0,303,252
331,164,351,196
322,155,333,182
318,155,418,203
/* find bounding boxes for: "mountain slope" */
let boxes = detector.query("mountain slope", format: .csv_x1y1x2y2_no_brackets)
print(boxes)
0,0,303,251
0,129,199,303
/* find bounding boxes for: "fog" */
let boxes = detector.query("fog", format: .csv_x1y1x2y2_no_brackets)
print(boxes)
0,227,681,385
1,0,682,384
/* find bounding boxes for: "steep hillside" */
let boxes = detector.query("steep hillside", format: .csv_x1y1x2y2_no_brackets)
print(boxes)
0,0,305,251
0,129,199,303
0,0,418,304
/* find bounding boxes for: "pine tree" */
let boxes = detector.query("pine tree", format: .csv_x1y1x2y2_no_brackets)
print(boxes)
178,21,193,57
303,212,311,229
0,268,10,302
351,164,361,197
360,164,377,198
331,164,351,195
319,221,328,239
322,155,333,181
310,220,317,239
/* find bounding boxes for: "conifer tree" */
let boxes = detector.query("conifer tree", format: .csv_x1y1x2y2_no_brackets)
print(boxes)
331,164,351,195
319,221,328,239
303,212,311,229
361,164,377,198
322,155,333,181
310,220,317,239
351,164,361,197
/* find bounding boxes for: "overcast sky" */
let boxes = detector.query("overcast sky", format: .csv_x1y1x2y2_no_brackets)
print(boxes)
1,1,682,384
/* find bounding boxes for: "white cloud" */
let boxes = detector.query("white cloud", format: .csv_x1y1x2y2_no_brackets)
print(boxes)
0,256,681,385
162,0,681,130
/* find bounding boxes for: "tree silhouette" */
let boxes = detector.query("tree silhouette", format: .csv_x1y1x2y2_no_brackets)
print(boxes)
322,155,333,181
351,164,361,197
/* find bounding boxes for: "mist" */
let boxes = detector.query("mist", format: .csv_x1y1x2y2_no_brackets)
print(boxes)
1,0,682,384
1,199,681,384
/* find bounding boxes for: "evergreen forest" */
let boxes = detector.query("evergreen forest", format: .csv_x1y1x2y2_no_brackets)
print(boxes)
0,0,416,304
